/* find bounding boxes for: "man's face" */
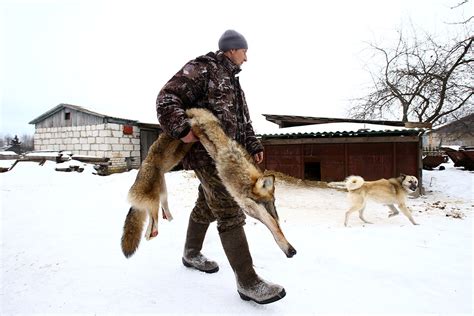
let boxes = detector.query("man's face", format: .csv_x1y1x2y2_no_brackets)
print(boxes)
228,49,247,66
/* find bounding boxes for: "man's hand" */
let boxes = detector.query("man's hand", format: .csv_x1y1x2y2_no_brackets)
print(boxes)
253,151,264,164
181,130,199,143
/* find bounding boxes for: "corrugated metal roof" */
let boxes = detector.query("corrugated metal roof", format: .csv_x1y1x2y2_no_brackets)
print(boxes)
259,129,421,139
257,119,423,138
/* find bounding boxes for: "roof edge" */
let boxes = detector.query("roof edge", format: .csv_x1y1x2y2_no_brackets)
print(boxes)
262,114,432,129
29,103,137,125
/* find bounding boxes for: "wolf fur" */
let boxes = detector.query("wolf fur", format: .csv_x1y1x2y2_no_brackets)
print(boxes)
121,135,192,258
344,174,419,227
121,108,296,259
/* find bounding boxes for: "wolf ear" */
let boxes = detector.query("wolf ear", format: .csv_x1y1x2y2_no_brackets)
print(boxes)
254,175,275,195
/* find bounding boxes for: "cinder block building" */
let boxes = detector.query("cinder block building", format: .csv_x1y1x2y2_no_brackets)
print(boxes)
29,103,160,173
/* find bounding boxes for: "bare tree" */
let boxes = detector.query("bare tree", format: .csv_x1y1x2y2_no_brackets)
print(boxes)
3,134,13,148
350,32,473,127
448,0,473,25
21,134,34,152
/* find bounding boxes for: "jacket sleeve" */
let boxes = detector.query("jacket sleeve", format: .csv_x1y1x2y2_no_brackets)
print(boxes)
241,91,264,155
156,61,208,139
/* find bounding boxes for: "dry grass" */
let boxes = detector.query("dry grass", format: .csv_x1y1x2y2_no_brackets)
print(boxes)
178,168,333,189
267,171,330,189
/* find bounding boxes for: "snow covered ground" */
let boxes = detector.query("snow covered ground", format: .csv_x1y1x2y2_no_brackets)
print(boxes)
0,160,472,315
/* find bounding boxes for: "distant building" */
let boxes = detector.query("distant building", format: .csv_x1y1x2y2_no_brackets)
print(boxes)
423,114,474,148
29,103,161,173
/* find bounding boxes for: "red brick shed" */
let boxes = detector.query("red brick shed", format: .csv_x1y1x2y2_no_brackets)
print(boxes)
259,115,424,183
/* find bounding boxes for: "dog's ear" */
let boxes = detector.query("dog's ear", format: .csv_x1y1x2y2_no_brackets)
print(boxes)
399,173,406,180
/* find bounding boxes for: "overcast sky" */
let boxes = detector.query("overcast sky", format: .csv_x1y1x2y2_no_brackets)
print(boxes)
0,0,471,136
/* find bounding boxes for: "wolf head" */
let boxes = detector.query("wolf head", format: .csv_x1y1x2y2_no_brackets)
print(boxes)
246,173,296,258
251,174,279,220
400,174,418,192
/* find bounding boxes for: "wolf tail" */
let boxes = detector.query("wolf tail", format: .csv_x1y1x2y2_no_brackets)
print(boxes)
345,175,365,191
121,207,147,258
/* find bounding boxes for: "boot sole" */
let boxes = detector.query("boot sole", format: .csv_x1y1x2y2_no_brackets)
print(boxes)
238,288,286,304
182,257,219,274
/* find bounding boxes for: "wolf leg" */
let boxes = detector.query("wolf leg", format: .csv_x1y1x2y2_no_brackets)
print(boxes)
145,207,159,240
398,203,419,225
387,204,400,217
145,210,152,239
160,174,173,221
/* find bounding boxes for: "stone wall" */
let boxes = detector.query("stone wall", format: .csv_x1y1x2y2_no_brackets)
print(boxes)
33,123,141,172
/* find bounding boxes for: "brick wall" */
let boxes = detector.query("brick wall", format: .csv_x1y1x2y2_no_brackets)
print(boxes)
33,123,141,172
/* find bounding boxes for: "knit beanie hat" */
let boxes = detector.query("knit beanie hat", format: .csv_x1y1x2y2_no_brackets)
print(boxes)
218,30,248,51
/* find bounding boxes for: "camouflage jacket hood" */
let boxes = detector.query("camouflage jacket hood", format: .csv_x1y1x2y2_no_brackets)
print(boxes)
156,51,263,169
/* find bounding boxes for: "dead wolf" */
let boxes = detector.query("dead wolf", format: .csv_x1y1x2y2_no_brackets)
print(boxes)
344,174,419,226
121,133,193,258
121,108,296,259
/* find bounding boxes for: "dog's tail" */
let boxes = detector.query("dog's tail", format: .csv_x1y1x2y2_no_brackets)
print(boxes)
121,207,147,258
345,175,365,191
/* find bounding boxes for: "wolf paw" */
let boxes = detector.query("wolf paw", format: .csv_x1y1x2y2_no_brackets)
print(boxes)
161,207,173,221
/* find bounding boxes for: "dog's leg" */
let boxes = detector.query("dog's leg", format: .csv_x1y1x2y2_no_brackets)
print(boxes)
387,204,400,217
358,205,372,224
346,194,368,226
345,205,363,227
398,203,419,225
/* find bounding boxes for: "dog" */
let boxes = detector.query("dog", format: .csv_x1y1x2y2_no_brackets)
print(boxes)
121,108,296,259
344,174,419,226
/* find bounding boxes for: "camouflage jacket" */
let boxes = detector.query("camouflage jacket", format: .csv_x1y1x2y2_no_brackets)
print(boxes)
156,51,263,169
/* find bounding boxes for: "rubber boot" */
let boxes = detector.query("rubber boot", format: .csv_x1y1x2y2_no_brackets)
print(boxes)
219,226,286,304
182,216,219,273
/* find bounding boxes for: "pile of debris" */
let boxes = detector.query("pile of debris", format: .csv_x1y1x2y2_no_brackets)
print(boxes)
441,146,474,171
422,146,474,171
0,150,111,175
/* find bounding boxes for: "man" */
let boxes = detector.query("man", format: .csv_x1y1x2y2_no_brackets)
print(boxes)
156,30,285,304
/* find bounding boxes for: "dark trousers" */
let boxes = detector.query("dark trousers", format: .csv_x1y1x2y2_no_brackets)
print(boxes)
190,165,246,233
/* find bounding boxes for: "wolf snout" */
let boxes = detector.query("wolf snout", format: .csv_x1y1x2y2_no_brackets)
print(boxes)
286,246,297,258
